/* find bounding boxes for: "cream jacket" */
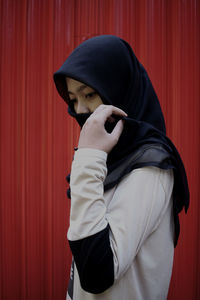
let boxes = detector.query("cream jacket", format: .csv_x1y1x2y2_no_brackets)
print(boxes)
67,148,174,300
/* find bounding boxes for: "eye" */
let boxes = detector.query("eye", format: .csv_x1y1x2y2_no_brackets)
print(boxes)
85,92,97,99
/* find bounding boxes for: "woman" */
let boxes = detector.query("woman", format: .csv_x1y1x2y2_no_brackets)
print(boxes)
53,35,189,300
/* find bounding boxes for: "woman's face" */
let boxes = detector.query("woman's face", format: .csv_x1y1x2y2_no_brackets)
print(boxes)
66,77,103,113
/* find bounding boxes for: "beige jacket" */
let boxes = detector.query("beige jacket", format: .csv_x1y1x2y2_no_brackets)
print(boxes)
67,148,174,300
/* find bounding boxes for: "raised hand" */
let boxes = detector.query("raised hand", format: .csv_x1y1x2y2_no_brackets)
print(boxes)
78,104,127,153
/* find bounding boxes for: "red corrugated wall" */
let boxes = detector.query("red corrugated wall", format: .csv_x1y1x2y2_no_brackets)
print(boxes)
0,0,199,299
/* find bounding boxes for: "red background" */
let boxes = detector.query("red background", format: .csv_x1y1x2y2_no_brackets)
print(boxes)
0,0,200,299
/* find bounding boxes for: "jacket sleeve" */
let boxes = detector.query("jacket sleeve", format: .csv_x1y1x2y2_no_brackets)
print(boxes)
67,148,174,294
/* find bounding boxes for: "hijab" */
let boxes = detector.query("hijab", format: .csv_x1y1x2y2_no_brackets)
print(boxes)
53,35,189,246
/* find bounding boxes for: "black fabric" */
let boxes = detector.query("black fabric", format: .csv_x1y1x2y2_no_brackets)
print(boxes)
54,35,189,247
68,225,114,294
67,259,74,299
103,143,174,189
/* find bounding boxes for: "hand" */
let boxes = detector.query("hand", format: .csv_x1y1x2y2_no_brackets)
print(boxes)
78,104,127,153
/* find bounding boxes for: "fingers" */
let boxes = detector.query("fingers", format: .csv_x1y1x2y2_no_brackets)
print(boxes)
110,119,124,143
78,105,126,153
91,104,127,123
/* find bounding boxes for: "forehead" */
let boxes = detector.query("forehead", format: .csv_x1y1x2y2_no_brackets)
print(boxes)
66,77,81,87
66,77,89,92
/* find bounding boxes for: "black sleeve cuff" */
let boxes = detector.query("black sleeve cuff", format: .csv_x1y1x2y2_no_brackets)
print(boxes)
68,224,114,294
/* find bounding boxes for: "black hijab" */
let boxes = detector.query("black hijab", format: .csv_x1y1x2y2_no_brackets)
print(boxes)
53,35,189,246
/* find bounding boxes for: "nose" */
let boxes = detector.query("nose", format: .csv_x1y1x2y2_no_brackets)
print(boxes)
76,98,90,114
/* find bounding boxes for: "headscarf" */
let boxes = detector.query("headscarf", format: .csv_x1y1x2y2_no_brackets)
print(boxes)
53,35,189,246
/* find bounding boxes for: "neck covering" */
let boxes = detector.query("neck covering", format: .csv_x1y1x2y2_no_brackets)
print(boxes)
53,35,189,247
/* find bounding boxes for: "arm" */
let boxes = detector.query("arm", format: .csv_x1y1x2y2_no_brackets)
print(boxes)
68,104,126,294
68,148,113,294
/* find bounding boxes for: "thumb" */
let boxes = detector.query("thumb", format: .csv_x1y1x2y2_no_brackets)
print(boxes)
110,119,124,143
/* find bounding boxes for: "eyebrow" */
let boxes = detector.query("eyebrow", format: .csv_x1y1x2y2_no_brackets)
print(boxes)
68,84,89,94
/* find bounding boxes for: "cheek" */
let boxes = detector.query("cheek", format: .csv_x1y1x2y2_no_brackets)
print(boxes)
92,98,103,110
87,96,103,112
94,102,101,110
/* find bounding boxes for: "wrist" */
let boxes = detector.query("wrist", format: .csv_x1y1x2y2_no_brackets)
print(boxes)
74,148,108,160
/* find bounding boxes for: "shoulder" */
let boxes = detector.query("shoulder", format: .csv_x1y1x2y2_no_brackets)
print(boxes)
121,166,174,193
109,166,174,217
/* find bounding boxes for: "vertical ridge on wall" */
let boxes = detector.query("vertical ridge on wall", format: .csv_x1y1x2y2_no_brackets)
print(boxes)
19,2,28,299
1,0,200,299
